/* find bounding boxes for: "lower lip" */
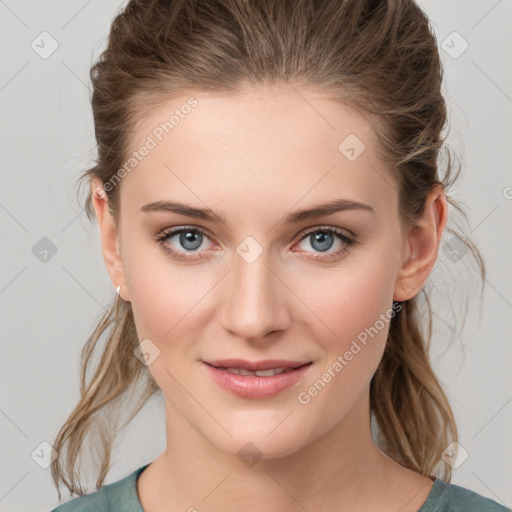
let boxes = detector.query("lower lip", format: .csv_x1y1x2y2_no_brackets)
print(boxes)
203,362,312,399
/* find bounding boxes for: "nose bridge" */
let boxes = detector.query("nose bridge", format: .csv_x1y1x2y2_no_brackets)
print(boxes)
220,241,289,340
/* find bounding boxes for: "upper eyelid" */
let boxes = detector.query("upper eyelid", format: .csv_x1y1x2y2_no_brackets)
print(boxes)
161,225,215,242
298,225,354,239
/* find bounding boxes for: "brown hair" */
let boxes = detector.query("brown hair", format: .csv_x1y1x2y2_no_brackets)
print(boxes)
51,0,485,498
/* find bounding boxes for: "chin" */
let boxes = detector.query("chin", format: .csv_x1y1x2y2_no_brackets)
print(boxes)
199,418,313,464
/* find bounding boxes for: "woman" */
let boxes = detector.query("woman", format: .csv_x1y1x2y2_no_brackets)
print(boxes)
49,0,510,510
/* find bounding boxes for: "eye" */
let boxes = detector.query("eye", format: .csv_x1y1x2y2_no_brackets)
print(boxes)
153,225,356,263
153,226,216,261
293,226,355,262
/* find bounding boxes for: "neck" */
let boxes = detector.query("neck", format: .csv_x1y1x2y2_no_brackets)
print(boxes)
138,385,424,511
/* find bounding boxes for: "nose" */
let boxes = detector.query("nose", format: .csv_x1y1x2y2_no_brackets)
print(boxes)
220,248,292,344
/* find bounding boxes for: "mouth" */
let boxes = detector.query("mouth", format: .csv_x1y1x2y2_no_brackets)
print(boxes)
204,363,311,377
202,360,313,399
203,359,312,376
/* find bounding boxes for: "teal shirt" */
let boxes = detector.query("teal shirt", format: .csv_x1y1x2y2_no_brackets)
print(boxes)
50,463,511,511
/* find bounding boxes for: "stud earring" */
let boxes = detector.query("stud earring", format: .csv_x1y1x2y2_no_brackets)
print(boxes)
116,285,121,295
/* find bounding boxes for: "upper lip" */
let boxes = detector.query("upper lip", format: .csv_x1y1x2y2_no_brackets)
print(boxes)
204,359,312,371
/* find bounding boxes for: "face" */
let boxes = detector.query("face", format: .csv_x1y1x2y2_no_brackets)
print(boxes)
92,85,441,462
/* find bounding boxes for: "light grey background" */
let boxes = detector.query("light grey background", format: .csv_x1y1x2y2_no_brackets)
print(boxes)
1,1,511,511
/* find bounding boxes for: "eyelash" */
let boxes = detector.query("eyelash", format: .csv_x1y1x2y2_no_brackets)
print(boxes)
152,225,356,262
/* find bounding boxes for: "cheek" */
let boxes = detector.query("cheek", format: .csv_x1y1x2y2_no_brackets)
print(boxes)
295,241,399,392
123,246,224,398
294,272,395,426
123,238,211,338
301,246,397,344
124,256,211,396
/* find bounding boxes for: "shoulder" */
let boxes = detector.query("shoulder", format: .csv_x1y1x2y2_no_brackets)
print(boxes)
48,486,108,512
420,478,511,512
48,464,149,512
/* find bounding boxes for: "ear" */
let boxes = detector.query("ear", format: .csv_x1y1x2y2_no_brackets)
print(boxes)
393,184,449,301
90,177,131,302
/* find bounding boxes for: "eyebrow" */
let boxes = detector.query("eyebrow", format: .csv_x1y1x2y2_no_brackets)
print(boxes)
139,198,375,224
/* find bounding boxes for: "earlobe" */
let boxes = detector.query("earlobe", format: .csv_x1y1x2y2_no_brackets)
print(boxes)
393,185,448,302
90,178,130,302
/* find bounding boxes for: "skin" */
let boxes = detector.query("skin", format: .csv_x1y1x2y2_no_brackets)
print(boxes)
91,84,448,512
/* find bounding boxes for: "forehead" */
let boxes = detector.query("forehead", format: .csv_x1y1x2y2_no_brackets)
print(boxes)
120,86,396,219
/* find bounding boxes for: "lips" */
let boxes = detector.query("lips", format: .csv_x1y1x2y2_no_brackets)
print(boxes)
203,360,313,399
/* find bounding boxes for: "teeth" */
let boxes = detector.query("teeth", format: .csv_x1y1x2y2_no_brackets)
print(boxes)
255,368,287,376
222,367,288,376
